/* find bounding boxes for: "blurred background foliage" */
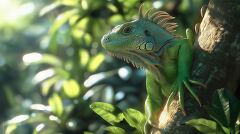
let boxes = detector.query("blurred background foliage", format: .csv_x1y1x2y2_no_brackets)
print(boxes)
0,0,208,133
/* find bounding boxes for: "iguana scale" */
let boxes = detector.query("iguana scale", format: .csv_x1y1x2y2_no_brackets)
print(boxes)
101,4,202,133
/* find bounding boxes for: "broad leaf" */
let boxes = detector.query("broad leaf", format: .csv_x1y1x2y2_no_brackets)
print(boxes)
49,9,78,36
23,53,62,67
4,124,17,134
40,2,61,16
7,115,29,124
63,79,81,98
79,49,90,67
58,0,79,6
41,76,59,96
105,126,126,134
30,104,51,113
48,93,63,117
123,108,146,133
88,53,105,72
49,9,78,52
206,88,240,131
186,118,227,134
33,68,55,84
90,102,124,125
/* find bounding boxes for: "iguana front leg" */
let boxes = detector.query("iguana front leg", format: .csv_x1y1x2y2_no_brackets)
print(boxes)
144,71,165,134
166,40,201,114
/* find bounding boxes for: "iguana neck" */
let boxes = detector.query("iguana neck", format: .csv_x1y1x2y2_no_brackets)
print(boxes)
146,37,178,84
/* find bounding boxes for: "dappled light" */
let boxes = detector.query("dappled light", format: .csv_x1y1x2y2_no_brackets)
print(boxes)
0,0,35,28
22,52,43,64
7,115,29,124
35,123,45,132
30,104,51,112
2,0,238,134
0,0,197,132
33,69,55,83
118,66,132,80
84,73,108,88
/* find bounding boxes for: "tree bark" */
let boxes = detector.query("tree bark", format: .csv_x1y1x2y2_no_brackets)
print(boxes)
153,0,240,133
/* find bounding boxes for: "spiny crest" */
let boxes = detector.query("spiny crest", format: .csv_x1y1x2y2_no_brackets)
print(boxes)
138,4,178,34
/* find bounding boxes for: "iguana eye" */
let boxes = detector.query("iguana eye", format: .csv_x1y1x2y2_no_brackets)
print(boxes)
122,26,132,34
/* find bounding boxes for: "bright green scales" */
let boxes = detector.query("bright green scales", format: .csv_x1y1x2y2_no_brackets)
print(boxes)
101,4,202,133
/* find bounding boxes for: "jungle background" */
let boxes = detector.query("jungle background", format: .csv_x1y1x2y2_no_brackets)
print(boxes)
2,0,238,134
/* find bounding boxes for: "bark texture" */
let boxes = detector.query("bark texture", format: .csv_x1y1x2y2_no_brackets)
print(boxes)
153,0,240,133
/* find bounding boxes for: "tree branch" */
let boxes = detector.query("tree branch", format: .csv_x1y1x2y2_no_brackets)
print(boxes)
153,0,240,133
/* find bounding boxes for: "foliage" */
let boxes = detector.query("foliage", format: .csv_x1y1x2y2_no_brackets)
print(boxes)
0,0,208,133
186,89,240,134
90,102,146,133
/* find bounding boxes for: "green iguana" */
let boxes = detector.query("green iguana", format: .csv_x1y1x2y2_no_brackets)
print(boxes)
101,4,203,133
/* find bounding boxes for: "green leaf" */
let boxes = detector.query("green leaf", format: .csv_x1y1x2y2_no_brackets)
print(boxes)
224,90,240,130
27,113,59,124
109,15,124,26
4,124,17,134
41,76,59,96
49,9,78,52
206,88,240,131
40,54,62,66
74,17,89,32
50,9,78,35
107,4,118,13
88,53,105,72
92,19,108,39
79,49,90,67
7,115,30,124
33,68,55,84
58,0,79,6
118,0,138,8
54,68,70,78
105,126,126,134
179,0,191,12
40,2,61,16
23,53,62,66
186,118,227,134
48,93,63,117
81,0,107,10
63,79,81,98
30,104,51,112
90,102,124,125
123,108,146,133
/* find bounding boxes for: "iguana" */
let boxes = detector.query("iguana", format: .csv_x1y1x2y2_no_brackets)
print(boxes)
101,4,203,133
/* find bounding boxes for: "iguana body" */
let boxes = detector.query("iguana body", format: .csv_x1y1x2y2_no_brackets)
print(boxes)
101,5,201,133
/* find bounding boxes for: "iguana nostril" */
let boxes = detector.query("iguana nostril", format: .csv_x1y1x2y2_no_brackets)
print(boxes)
101,36,111,45
105,37,110,42
102,36,111,43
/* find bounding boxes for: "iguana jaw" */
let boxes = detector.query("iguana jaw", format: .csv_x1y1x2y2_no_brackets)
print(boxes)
106,49,161,70
106,49,165,82
107,51,145,69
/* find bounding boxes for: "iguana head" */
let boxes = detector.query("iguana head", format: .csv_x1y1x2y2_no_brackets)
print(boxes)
101,4,178,70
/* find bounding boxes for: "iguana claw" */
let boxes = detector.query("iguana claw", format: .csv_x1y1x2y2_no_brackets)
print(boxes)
166,79,204,115
188,79,207,89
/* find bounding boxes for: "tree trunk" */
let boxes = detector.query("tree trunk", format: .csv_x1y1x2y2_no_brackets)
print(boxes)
153,0,240,133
